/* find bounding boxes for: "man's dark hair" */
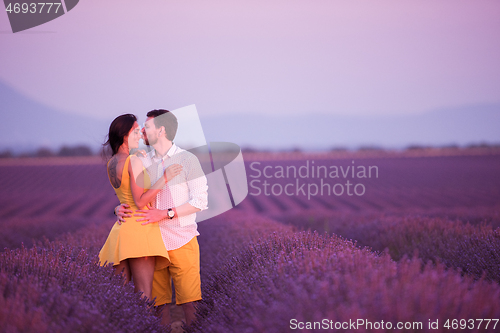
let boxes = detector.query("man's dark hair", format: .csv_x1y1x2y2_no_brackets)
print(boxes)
147,109,178,141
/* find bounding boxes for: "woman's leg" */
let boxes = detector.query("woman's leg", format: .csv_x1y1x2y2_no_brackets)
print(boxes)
128,256,156,300
114,260,131,284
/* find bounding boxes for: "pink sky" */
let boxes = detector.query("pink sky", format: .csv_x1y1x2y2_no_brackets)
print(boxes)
0,0,499,120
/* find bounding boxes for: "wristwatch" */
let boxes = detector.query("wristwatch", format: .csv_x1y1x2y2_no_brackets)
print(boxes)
167,208,175,219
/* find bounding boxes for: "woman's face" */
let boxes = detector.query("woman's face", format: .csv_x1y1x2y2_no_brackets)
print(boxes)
126,122,141,150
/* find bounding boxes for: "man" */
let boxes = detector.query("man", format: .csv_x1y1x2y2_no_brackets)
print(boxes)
115,109,208,325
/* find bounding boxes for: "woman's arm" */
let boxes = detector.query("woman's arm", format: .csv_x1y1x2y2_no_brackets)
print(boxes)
129,156,182,209
135,154,207,224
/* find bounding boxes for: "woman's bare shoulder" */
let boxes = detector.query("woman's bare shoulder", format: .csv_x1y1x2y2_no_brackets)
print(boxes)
128,155,147,179
128,155,144,167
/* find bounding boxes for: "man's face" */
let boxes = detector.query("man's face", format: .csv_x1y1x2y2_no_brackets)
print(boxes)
142,117,158,146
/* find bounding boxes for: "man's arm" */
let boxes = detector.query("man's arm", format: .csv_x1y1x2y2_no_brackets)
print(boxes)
114,203,133,224
135,202,200,224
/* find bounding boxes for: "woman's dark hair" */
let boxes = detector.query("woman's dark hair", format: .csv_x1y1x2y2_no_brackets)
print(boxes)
103,114,137,156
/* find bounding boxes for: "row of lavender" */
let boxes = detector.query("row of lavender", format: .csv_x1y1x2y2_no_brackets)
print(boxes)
1,154,499,249
2,154,499,221
241,154,500,216
0,163,116,249
193,216,500,332
1,154,500,331
0,222,166,332
282,211,500,282
0,207,293,332
2,209,500,332
191,155,500,331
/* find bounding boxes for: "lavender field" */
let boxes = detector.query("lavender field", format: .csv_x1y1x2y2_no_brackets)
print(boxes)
1,150,500,332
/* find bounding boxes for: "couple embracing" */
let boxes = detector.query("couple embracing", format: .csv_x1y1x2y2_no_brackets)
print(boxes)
99,109,208,326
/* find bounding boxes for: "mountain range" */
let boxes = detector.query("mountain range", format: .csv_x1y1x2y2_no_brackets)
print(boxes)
200,104,500,150
1,80,499,152
0,81,110,153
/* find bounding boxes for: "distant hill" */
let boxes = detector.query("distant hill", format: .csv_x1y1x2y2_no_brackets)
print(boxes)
0,81,110,153
200,105,500,150
1,80,499,152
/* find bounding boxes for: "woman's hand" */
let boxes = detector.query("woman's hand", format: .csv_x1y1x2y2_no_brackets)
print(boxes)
115,203,132,225
135,203,167,225
164,164,183,182
133,149,147,157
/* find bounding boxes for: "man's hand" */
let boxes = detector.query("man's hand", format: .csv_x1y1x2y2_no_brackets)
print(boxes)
135,203,167,225
115,203,132,225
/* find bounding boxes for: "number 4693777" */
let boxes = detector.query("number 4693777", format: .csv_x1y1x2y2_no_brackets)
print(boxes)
444,319,498,330
5,3,62,14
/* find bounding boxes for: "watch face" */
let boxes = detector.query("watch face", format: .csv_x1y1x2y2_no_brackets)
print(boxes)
168,210,175,218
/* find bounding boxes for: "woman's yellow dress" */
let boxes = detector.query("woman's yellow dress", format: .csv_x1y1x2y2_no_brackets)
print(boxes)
99,155,170,270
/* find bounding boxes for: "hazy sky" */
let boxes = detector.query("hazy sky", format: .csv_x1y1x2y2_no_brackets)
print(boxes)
1,0,499,120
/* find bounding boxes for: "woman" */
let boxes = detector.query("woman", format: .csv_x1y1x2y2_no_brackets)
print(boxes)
99,114,181,300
